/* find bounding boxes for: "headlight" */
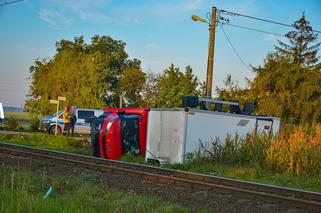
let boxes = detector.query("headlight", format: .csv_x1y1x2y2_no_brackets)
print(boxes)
106,122,112,131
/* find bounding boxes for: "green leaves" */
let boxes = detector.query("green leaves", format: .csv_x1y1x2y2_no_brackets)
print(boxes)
154,64,200,108
249,54,321,123
216,15,321,124
26,35,138,115
120,67,146,106
275,14,321,68
26,34,203,112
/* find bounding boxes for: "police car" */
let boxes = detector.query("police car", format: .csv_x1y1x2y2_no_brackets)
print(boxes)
39,108,103,134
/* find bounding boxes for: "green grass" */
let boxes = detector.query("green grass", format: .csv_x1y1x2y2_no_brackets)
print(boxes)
3,112,32,130
0,165,188,213
1,134,320,194
120,156,321,193
4,112,31,120
167,160,321,193
121,154,147,164
0,134,91,155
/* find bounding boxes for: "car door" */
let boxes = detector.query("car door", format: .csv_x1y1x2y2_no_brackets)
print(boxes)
75,109,95,134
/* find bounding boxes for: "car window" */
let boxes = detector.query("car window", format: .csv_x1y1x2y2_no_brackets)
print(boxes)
78,110,95,119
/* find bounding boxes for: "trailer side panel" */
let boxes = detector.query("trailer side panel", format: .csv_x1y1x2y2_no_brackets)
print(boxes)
184,111,258,159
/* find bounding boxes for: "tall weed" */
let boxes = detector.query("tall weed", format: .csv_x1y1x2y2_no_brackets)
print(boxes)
266,124,321,176
198,124,321,176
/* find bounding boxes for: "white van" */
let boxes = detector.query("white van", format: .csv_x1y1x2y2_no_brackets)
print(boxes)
39,108,103,134
0,103,4,124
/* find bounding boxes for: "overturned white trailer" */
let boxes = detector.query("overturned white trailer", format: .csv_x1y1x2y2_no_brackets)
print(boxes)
145,107,280,164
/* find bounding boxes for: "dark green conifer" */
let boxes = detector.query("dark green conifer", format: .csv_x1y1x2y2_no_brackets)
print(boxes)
275,13,321,68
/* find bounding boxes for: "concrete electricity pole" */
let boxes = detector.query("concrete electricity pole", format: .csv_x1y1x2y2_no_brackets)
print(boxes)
206,7,217,98
192,6,217,98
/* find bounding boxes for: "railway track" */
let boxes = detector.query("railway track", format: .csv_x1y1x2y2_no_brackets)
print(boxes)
0,142,320,211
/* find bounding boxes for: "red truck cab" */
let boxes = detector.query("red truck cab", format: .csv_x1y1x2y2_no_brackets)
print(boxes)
96,108,148,160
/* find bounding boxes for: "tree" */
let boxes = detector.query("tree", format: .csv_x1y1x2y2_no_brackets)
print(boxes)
247,53,321,123
215,74,248,102
244,15,321,123
26,35,140,115
120,65,146,106
141,72,160,107
275,13,321,68
154,64,200,107
215,15,321,123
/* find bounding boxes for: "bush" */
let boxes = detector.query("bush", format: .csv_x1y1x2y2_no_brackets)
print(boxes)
30,114,40,131
4,116,19,130
198,134,243,164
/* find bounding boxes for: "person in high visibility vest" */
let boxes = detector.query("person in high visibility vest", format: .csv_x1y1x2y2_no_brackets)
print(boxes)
63,105,72,136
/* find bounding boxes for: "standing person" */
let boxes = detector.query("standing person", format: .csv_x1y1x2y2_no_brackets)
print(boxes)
63,105,71,136
69,106,77,137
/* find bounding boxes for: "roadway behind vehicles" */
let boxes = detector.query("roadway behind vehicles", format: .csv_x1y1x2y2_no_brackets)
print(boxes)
39,108,103,135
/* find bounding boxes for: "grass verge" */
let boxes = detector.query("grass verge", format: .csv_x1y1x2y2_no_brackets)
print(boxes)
0,164,188,213
0,134,90,155
1,133,320,194
2,112,32,131
168,160,321,193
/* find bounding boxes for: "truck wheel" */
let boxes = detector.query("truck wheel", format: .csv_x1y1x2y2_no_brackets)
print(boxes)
48,126,61,135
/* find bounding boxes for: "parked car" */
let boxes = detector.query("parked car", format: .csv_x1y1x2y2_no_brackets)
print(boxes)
39,108,103,134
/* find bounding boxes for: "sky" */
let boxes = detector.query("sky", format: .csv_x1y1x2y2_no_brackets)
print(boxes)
0,0,320,107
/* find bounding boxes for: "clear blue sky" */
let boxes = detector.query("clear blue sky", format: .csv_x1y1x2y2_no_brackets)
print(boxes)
1,0,320,107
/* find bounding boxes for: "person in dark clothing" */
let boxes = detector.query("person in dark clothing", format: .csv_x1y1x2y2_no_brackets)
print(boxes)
69,106,77,137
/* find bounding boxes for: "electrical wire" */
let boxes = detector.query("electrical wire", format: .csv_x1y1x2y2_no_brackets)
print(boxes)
0,0,23,7
219,23,251,71
222,22,285,37
219,9,321,34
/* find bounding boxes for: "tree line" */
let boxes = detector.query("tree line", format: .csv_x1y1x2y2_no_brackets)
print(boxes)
25,35,201,114
217,14,321,123
26,14,320,124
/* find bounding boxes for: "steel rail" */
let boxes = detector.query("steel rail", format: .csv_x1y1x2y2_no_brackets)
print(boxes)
0,142,320,210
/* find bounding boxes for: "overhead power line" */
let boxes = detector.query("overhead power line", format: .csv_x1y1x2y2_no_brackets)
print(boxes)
219,9,321,34
222,22,285,37
0,0,23,7
219,23,250,71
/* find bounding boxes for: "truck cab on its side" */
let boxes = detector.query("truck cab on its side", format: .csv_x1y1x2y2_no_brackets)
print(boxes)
90,108,148,160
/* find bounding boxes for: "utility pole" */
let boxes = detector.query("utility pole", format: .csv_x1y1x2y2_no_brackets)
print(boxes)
192,7,217,99
205,6,217,98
